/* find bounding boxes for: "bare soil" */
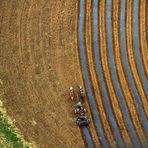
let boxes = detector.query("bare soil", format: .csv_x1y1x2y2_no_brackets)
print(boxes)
0,0,147,147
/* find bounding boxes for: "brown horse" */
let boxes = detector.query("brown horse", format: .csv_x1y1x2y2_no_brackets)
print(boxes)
79,86,85,102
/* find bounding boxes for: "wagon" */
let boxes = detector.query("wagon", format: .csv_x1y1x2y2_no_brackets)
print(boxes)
76,115,90,128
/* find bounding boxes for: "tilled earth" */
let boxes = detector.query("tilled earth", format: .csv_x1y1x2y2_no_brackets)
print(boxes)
0,0,147,147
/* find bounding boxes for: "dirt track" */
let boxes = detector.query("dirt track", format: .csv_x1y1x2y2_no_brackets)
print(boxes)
0,0,148,147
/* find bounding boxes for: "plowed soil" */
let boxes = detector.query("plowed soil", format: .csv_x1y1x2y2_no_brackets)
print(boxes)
0,0,147,147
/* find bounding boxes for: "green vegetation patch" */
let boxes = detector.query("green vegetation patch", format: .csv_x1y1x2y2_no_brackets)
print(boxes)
0,133,13,148
0,96,35,148
0,111,24,148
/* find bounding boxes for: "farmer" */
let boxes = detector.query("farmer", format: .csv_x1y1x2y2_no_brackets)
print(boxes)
75,102,86,114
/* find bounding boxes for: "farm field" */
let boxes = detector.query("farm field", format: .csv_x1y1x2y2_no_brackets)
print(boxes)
0,0,148,147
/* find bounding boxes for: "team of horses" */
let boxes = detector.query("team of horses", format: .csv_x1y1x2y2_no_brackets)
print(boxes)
69,86,85,102
69,86,89,128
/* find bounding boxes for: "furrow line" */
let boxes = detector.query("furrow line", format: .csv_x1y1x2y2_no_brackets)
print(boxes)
84,0,117,146
84,0,107,146
138,0,148,78
92,0,125,147
126,0,148,130
80,128,92,148
100,0,129,145
77,0,102,147
120,0,148,143
133,0,148,95
126,0,148,119
84,1,102,146
112,0,145,146
107,0,138,145
89,0,118,146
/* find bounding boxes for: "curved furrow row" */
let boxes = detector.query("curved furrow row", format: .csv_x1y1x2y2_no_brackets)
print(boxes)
78,0,148,147
89,0,117,147
106,0,143,146
112,0,141,146
125,0,148,132
138,0,148,79
18,0,25,64
79,0,117,147
133,0,148,96
120,1,148,141
80,128,94,148
125,0,148,121
93,0,123,146
113,0,147,145
95,0,123,146
84,0,106,146
78,0,102,147
84,0,117,147
106,0,137,146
